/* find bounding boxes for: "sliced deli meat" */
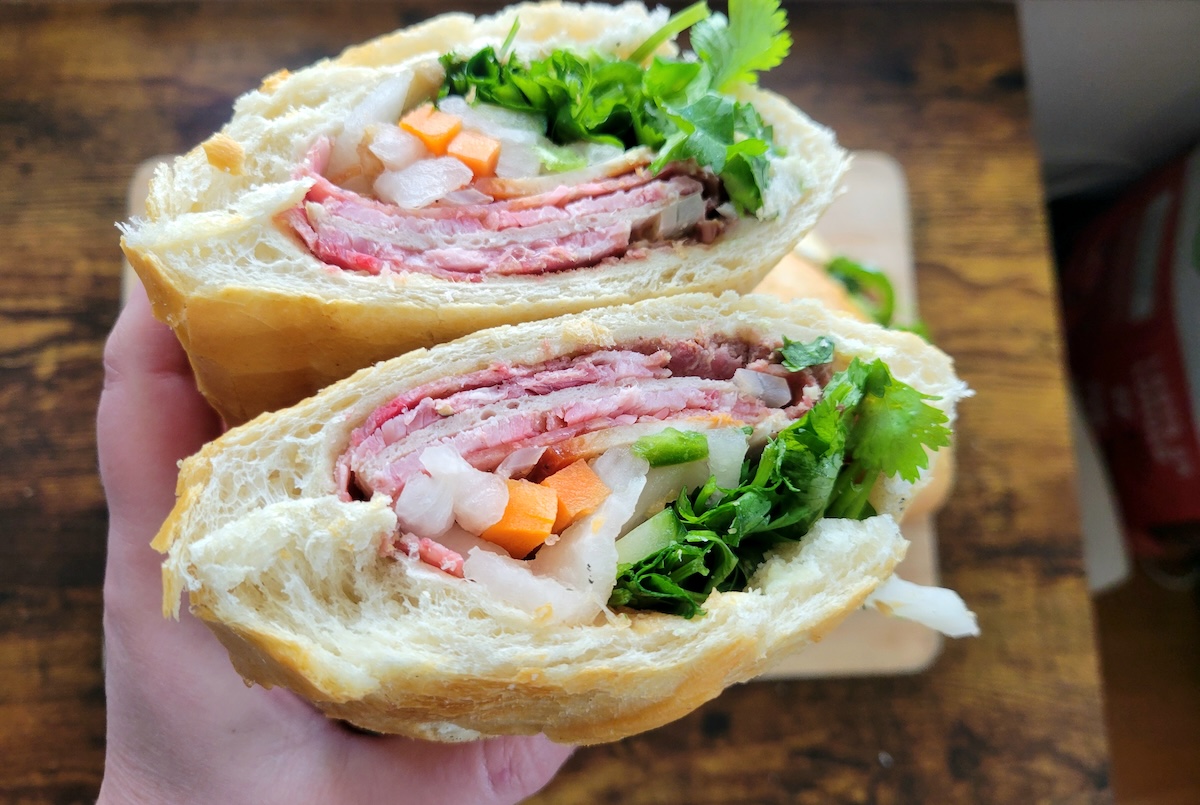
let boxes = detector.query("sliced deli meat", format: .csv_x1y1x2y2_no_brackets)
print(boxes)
338,338,826,501
284,147,715,280
328,332,843,586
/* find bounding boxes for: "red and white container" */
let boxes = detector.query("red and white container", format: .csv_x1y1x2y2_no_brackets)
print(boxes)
1063,143,1200,558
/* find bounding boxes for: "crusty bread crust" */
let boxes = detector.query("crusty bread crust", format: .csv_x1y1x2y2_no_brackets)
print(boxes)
156,293,967,743
120,1,849,424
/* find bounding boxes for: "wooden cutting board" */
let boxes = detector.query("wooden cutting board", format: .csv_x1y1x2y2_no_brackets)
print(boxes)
124,150,942,677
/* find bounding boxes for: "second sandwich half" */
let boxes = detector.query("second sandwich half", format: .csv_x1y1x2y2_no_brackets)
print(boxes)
119,0,848,424
154,293,975,744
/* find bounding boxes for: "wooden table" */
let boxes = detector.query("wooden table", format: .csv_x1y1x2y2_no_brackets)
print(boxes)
0,2,1111,801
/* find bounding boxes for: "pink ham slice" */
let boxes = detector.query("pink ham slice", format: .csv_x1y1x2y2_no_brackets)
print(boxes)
387,533,465,578
283,141,720,281
354,379,767,501
344,337,831,576
339,338,828,504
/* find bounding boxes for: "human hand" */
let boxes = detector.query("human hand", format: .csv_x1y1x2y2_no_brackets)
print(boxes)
97,286,573,804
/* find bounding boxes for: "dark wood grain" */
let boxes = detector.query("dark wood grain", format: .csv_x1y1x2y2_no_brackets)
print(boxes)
0,2,1110,802
1096,567,1200,804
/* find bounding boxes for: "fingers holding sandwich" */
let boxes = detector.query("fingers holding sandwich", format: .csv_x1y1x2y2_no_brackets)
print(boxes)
332,732,574,805
99,282,223,613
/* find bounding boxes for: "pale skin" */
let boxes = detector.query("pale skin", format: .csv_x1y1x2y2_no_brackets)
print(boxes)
96,286,574,804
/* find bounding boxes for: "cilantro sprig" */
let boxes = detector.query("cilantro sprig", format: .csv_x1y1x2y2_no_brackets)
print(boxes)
691,0,792,91
628,0,711,65
823,359,952,518
826,256,897,327
609,346,951,618
780,335,834,372
439,0,793,215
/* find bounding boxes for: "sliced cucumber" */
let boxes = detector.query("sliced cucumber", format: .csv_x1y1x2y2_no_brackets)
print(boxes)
615,508,686,565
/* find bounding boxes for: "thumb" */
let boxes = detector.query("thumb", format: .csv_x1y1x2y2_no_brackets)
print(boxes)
335,732,575,805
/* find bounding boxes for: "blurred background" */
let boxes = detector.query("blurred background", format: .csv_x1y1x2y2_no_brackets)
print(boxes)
1021,1,1200,802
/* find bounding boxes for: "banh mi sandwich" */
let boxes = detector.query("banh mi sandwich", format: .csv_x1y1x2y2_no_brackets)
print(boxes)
119,0,849,426
155,293,977,744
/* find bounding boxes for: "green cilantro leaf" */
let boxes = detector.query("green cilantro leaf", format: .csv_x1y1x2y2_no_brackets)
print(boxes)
652,93,737,172
610,531,737,618
823,358,951,519
642,58,704,103
846,360,951,483
647,93,775,214
821,256,932,340
691,0,792,92
609,345,953,618
718,152,768,215
780,335,835,372
440,1,795,216
825,256,896,327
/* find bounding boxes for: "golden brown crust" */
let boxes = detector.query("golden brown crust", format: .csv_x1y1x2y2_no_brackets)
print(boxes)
755,252,871,322
122,242,189,331
258,68,291,95
203,553,900,745
125,188,837,423
129,231,781,424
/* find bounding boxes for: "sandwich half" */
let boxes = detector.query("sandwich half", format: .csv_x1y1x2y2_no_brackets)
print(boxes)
119,0,848,424
154,293,974,744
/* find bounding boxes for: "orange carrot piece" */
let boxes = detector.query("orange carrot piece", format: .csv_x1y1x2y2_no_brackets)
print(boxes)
447,130,501,178
540,460,611,533
480,479,559,559
399,103,462,155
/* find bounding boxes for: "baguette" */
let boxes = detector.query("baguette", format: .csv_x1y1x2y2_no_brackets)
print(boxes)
120,1,848,425
155,293,969,743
